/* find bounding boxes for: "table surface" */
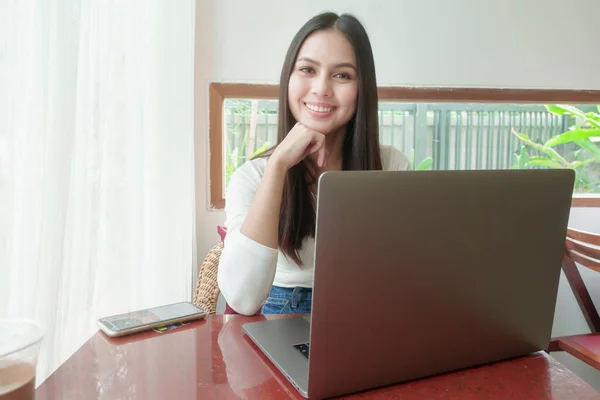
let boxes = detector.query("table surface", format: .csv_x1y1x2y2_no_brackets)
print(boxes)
36,314,600,399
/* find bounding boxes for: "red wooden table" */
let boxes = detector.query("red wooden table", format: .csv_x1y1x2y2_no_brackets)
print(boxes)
36,315,600,399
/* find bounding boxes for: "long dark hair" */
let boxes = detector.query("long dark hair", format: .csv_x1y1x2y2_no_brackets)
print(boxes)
260,12,382,265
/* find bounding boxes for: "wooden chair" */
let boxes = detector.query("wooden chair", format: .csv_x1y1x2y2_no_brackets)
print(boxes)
548,227,600,370
192,238,250,315
193,243,223,315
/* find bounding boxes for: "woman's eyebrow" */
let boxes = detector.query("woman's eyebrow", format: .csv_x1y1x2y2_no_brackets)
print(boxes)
296,56,356,71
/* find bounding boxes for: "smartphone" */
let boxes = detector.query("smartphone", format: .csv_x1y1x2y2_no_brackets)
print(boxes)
97,301,206,337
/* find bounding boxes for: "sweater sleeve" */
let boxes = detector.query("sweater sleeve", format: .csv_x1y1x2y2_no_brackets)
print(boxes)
382,145,412,171
217,159,279,315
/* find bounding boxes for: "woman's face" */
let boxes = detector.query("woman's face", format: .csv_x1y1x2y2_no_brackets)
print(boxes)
287,29,358,137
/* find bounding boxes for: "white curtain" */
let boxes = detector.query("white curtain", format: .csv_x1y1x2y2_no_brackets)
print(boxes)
0,0,195,383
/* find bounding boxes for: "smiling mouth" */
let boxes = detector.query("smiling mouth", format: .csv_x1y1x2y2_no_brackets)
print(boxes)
304,103,336,113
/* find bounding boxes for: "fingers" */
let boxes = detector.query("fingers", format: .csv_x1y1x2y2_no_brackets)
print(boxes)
306,140,324,157
317,146,327,168
310,131,327,168
306,133,327,168
282,122,328,169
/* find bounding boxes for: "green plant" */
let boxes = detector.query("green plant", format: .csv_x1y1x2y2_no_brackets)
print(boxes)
224,100,278,186
512,105,600,193
225,128,270,186
410,149,433,170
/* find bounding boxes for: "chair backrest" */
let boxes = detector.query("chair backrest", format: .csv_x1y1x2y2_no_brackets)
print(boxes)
195,226,261,315
193,243,223,315
563,227,600,332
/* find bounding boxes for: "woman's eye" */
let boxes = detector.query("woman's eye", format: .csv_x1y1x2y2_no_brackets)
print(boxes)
299,67,314,73
334,73,351,79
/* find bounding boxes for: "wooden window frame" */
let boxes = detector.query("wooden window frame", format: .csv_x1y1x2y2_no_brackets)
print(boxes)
207,82,600,209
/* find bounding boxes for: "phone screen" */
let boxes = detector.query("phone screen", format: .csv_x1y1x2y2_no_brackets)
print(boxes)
100,302,204,332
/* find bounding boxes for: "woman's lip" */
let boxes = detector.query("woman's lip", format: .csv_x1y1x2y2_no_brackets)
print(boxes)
304,103,337,113
304,102,336,108
304,102,336,118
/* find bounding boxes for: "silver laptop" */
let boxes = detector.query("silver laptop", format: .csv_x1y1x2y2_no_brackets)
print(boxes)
243,169,574,399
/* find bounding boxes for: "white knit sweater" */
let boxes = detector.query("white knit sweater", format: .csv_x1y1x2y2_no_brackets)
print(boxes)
217,145,411,315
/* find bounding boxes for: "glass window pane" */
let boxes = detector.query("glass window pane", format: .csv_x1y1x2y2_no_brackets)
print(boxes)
222,99,600,195
223,99,278,193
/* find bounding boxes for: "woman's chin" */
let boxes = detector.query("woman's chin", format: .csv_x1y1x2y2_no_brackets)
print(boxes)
298,120,334,135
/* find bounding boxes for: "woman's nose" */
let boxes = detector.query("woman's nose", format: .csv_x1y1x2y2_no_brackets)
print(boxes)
312,75,333,98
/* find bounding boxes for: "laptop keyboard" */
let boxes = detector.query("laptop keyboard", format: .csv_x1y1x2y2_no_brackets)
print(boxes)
293,343,310,359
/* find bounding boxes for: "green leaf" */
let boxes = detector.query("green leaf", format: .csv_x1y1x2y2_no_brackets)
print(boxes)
575,138,600,161
545,104,584,118
230,147,239,167
512,129,570,166
251,142,270,158
511,146,530,169
570,159,595,169
519,147,529,169
545,129,600,147
545,104,600,129
415,157,433,170
239,129,249,156
545,105,569,116
527,157,562,168
516,132,531,141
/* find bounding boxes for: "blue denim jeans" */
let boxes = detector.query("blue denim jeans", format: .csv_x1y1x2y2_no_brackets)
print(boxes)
261,285,312,314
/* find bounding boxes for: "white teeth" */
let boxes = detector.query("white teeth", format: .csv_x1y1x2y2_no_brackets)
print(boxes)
305,103,334,113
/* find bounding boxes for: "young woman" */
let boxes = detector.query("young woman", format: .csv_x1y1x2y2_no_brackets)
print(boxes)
217,12,410,315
